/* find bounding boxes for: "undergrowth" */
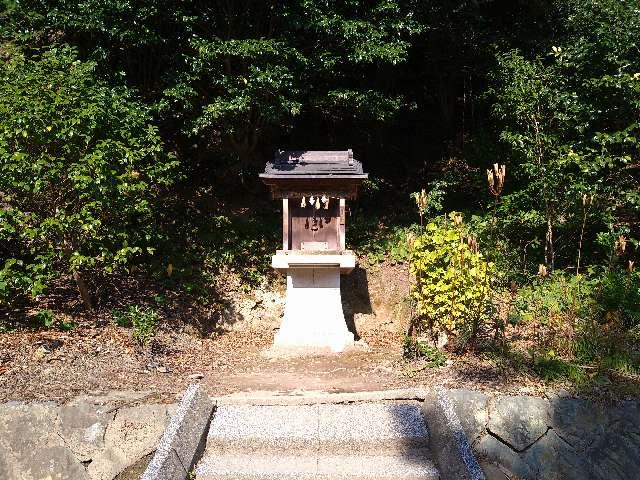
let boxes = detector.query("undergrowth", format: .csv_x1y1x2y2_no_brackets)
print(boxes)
113,304,158,345
508,270,640,383
403,335,448,367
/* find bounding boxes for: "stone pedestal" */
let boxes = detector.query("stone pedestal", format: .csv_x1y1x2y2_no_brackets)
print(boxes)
272,253,355,352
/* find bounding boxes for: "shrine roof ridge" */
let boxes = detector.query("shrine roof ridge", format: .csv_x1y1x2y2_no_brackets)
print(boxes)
259,149,368,179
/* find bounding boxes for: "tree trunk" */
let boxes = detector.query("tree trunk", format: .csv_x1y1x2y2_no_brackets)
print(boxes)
73,270,93,311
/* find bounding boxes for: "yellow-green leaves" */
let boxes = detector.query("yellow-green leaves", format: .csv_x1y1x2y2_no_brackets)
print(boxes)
410,212,495,341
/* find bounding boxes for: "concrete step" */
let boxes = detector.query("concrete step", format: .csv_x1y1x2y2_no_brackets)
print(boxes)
196,454,440,480
206,403,430,455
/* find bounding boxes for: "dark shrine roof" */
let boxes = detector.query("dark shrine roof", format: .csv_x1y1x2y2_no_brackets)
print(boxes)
259,149,367,179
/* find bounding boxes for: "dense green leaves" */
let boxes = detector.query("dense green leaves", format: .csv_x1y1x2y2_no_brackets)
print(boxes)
0,0,638,314
0,45,178,303
162,1,417,167
488,0,640,272
3,1,418,171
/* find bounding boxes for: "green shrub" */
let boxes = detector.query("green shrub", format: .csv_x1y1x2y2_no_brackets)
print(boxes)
402,335,448,367
512,270,640,336
595,270,640,329
130,306,158,345
512,270,640,377
512,273,599,359
350,222,413,266
0,45,178,306
532,351,587,382
511,273,596,324
111,305,158,346
34,309,55,328
153,212,280,296
112,305,158,345
111,308,131,328
409,212,496,345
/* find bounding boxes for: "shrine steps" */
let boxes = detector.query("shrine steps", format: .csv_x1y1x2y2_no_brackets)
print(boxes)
194,403,440,480
196,453,439,480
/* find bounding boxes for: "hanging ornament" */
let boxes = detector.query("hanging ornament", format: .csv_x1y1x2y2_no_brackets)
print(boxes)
301,196,306,208
310,196,315,205
321,195,329,209
315,197,321,209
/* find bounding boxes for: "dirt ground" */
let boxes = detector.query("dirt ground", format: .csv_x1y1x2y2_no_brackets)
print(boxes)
0,322,548,404
0,262,636,404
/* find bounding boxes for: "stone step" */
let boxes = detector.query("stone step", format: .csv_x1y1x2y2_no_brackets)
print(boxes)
196,454,440,480
206,403,430,455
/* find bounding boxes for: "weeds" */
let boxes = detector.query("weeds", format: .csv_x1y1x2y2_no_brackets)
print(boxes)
532,352,587,382
403,335,448,367
34,309,74,331
112,305,158,345
350,221,413,265
509,270,640,382
35,309,55,328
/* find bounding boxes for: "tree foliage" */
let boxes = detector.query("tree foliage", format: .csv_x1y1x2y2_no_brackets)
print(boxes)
0,45,178,305
3,1,417,171
0,0,638,314
488,0,640,272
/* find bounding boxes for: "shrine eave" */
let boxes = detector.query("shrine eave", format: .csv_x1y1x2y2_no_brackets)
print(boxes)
259,173,369,180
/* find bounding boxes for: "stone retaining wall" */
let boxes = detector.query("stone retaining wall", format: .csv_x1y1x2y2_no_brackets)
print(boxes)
442,390,640,480
0,391,175,480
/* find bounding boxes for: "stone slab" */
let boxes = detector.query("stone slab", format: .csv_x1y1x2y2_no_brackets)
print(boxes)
197,455,318,480
206,404,320,454
317,403,429,454
585,409,640,480
523,429,594,480
207,402,431,456
142,384,215,480
272,252,356,271
87,403,169,479
55,401,114,462
487,395,551,452
476,428,594,480
213,388,426,405
2,442,91,480
0,402,58,452
196,454,438,480
548,396,609,448
444,389,489,445
0,402,90,480
317,454,439,479
423,392,486,480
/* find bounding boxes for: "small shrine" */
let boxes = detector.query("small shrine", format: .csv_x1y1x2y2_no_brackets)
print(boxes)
260,149,368,352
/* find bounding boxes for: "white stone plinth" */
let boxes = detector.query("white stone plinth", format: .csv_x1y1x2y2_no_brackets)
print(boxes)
271,251,356,273
272,254,355,353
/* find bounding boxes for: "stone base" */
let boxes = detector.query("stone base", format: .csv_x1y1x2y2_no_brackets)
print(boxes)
274,265,354,353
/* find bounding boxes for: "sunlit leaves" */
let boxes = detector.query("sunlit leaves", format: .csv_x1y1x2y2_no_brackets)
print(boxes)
410,213,496,341
0,45,179,301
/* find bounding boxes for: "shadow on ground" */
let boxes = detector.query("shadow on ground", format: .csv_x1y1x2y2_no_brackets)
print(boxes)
340,266,373,341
